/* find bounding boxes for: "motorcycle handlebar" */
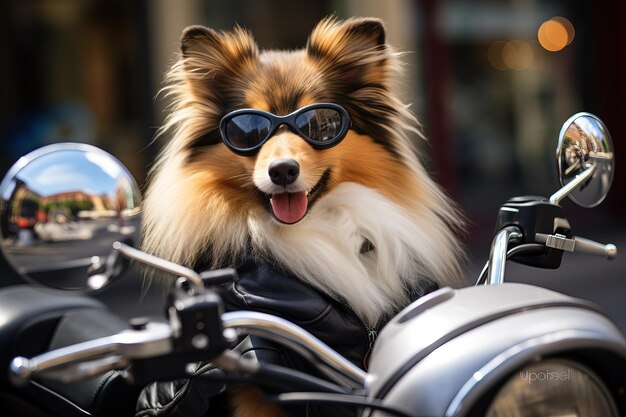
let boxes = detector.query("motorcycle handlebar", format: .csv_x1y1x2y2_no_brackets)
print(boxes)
222,311,367,389
9,311,367,390
9,241,368,390
485,226,523,285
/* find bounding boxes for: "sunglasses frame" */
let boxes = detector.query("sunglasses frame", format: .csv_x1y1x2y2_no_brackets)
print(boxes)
219,103,351,156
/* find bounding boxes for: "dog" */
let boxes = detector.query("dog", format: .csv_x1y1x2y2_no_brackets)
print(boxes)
142,16,465,417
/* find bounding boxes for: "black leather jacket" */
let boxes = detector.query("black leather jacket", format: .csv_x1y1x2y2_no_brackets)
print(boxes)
136,257,437,417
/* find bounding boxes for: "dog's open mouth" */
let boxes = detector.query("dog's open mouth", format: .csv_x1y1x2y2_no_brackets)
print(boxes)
269,170,330,224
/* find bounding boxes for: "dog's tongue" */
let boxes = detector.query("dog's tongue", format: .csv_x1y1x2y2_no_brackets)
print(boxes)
270,192,308,224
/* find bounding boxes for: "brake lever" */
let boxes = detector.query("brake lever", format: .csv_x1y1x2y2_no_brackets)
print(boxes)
9,322,172,386
10,284,231,386
535,233,617,259
29,355,130,383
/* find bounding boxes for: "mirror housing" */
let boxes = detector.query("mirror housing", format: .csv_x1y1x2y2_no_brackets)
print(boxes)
0,143,142,291
556,112,614,207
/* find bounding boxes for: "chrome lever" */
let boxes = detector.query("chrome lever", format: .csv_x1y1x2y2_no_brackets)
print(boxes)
113,242,205,295
536,233,617,259
10,322,172,386
572,236,617,259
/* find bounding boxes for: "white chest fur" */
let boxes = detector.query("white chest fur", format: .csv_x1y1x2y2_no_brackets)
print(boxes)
248,182,460,327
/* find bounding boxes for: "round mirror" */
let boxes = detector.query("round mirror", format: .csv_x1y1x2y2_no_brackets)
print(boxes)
0,143,142,291
556,112,614,207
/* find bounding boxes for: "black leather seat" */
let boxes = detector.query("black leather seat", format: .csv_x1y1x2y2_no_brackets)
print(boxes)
0,285,140,417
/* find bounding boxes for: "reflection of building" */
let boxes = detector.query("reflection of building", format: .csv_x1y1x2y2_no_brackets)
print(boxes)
3,180,120,238
41,189,120,220
40,190,115,212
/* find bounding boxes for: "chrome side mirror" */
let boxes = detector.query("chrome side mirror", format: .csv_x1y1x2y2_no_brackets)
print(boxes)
0,143,142,291
554,113,614,207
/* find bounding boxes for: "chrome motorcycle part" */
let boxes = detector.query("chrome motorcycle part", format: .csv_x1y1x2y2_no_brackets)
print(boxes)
549,164,596,205
486,226,522,285
9,309,366,391
573,236,618,258
222,311,368,389
554,112,614,207
9,322,172,386
275,392,413,417
535,233,617,259
113,241,205,295
0,143,142,291
476,244,545,285
484,359,618,417
367,283,626,417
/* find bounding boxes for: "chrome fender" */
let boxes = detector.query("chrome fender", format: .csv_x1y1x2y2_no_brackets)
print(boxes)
367,283,626,416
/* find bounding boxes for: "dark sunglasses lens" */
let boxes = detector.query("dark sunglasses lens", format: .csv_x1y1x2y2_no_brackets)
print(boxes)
225,115,271,150
295,108,343,143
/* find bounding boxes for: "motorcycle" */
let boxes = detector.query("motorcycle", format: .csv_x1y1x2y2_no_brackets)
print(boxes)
0,113,624,417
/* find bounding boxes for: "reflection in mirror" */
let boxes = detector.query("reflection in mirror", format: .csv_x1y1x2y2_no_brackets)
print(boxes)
556,113,614,208
0,143,141,291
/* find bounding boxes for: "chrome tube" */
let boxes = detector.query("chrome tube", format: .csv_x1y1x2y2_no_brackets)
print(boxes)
486,226,522,285
222,311,367,389
550,164,596,205
113,242,204,294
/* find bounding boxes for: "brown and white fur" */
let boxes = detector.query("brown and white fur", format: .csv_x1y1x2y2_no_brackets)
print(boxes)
142,17,464,416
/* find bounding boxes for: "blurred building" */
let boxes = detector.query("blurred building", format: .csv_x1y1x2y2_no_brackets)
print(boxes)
1,0,624,256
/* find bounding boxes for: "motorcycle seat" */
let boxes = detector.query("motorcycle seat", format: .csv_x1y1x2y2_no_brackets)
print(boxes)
0,285,140,417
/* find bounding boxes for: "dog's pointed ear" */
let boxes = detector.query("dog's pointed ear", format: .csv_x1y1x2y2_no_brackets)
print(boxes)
181,25,221,57
179,25,258,87
306,17,391,97
306,17,387,64
306,18,401,149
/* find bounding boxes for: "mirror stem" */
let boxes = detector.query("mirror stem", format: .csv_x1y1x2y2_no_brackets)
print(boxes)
550,164,596,205
113,242,204,294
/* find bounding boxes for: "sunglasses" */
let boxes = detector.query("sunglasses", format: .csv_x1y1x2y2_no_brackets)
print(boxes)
219,103,351,156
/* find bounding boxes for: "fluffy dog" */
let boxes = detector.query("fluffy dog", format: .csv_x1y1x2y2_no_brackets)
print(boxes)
142,16,465,416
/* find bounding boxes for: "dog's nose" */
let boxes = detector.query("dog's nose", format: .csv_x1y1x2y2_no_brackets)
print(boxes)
268,159,300,186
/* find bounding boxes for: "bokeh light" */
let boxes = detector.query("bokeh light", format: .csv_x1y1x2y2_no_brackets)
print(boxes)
487,41,508,71
488,40,534,71
538,17,574,52
553,16,575,45
503,40,534,71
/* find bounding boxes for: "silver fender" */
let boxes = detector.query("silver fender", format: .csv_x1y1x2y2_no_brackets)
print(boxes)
367,283,626,416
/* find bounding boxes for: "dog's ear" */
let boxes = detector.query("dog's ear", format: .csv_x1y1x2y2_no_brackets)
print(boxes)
307,17,386,58
179,25,258,92
181,25,258,61
181,25,221,57
306,17,398,141
306,17,388,85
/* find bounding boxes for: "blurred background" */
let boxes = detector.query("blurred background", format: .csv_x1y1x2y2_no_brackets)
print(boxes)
1,0,625,329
